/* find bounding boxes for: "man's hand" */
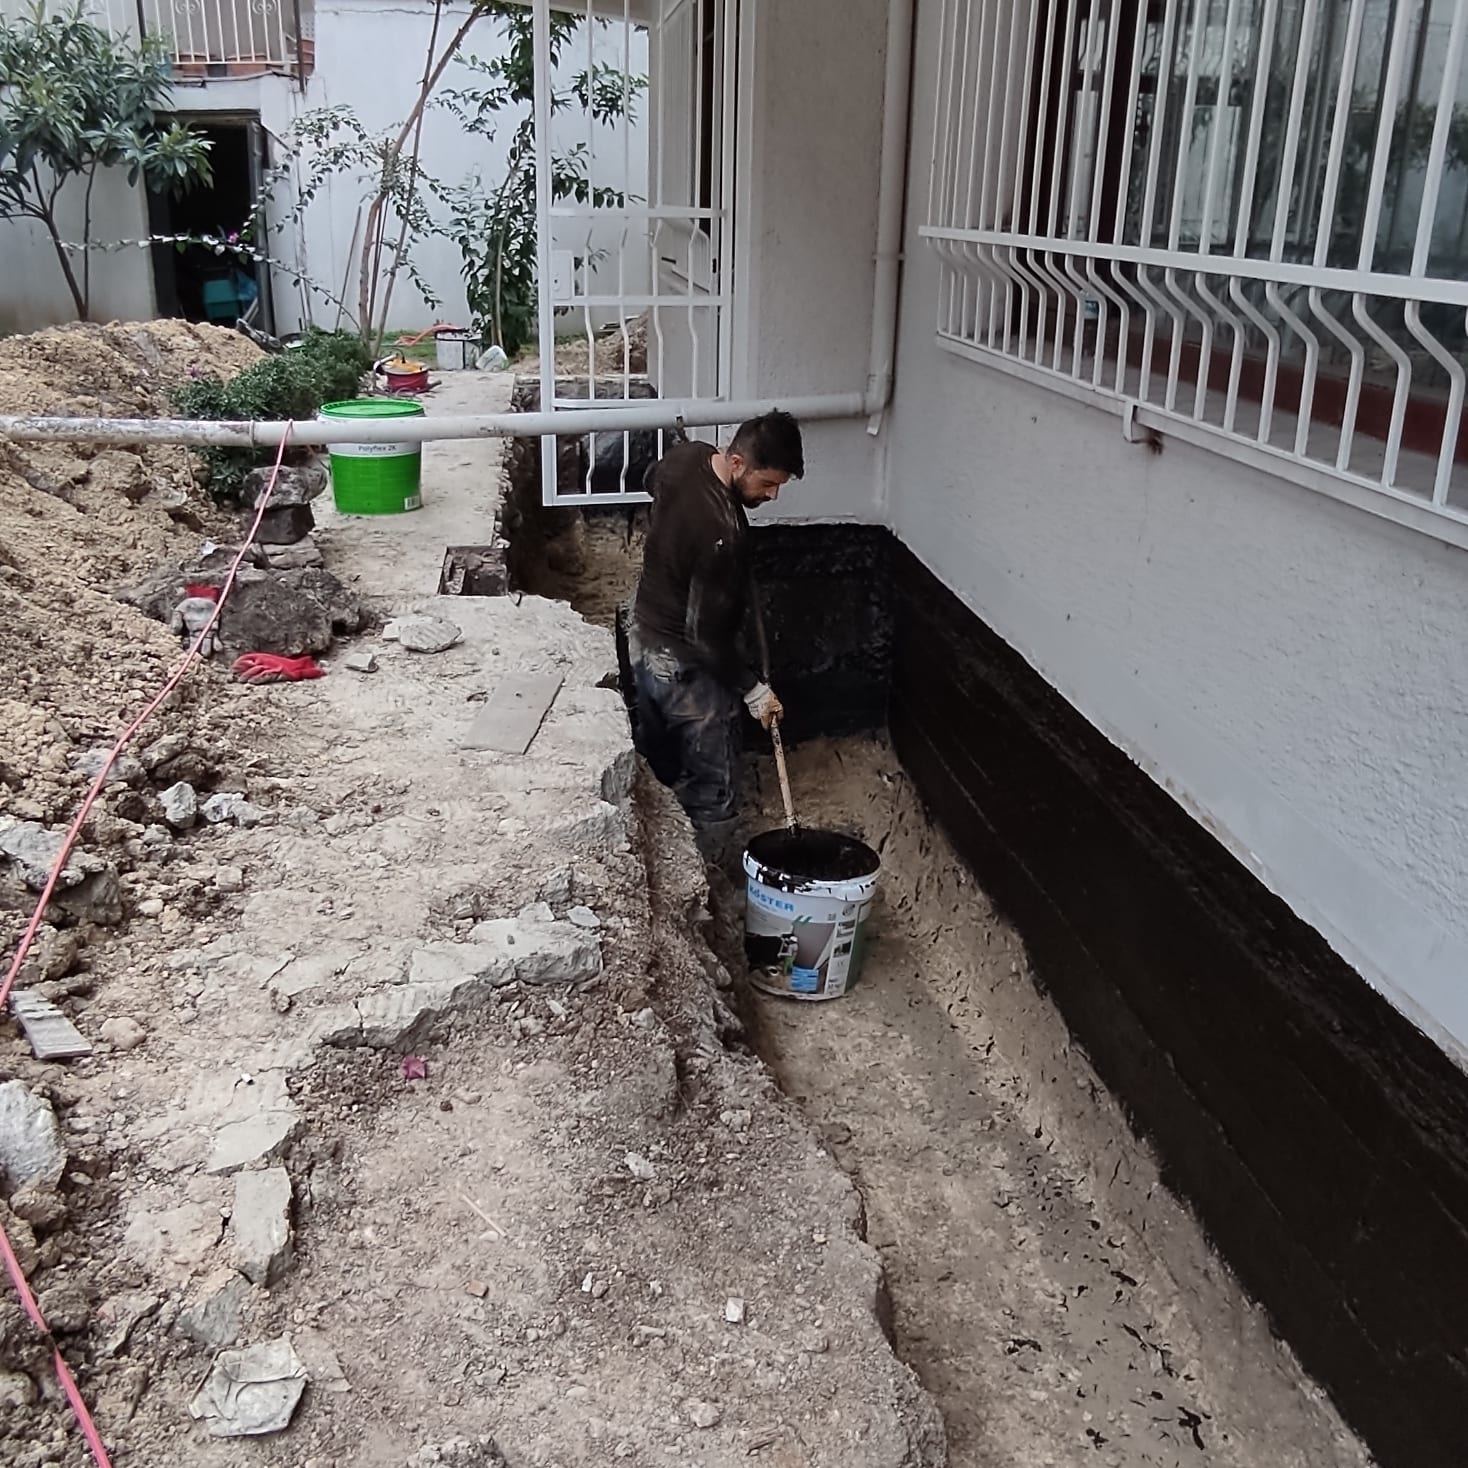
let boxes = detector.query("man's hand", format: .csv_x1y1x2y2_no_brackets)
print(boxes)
743,681,784,729
168,596,221,659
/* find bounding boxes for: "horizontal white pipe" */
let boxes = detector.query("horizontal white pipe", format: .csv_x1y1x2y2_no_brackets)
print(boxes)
0,393,868,449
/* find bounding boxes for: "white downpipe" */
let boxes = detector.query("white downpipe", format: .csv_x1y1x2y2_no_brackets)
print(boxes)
864,0,916,431
532,0,559,506
0,0,916,455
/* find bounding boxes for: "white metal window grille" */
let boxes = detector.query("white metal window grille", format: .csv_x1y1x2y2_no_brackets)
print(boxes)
533,0,737,507
921,0,1468,541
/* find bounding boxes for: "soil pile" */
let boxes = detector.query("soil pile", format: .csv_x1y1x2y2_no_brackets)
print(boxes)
0,321,261,828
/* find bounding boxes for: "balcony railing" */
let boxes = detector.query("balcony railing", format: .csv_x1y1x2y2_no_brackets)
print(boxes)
72,0,314,79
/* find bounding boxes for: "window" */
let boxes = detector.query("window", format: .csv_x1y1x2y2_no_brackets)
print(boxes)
922,0,1468,525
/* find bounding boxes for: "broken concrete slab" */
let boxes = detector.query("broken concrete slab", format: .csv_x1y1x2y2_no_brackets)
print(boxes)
231,1168,293,1287
0,1081,67,1190
206,1073,303,1176
466,917,602,985
344,651,378,674
189,1335,307,1438
260,539,324,571
464,674,563,755
177,1269,252,1351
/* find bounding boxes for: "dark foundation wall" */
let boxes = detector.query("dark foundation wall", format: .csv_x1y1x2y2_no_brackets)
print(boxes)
747,524,893,746
887,542,1468,1468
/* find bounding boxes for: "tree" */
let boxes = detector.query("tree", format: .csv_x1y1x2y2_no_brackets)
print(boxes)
0,3,212,320
440,4,646,356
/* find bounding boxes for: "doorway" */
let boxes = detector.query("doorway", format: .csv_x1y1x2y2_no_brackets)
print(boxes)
149,116,273,332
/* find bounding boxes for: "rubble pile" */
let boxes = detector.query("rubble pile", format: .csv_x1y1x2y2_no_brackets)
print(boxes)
0,320,263,831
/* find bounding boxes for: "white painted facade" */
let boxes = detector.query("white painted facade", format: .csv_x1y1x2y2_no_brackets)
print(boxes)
728,0,1468,1065
0,0,647,337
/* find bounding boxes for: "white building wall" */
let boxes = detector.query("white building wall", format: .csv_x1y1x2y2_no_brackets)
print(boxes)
728,0,888,522
0,0,647,338
878,0,1468,1063
0,169,154,333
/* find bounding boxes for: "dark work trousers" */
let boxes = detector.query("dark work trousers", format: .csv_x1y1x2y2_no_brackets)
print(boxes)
628,626,741,835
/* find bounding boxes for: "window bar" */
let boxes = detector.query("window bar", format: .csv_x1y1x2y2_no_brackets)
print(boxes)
1191,0,1247,421
688,1,707,413
1354,0,1418,489
1134,0,1182,402
649,10,667,414
1304,0,1369,473
1061,5,1104,377
1162,0,1209,414
206,0,226,64
1042,0,1083,374
936,0,965,231
718,0,737,399
1025,0,1064,366
952,0,981,336
975,0,1008,344
1082,0,1128,392
1261,0,1323,456
616,223,632,496
980,0,1016,345
1223,0,1282,435
991,0,1030,353
1003,0,1045,356
1406,0,1468,504
1108,0,1152,395
927,0,953,228
619,0,633,495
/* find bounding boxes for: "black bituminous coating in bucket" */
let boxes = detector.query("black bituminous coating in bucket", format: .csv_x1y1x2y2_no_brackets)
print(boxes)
745,828,880,889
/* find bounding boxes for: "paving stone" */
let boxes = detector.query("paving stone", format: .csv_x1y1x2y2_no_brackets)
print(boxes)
189,1335,307,1438
231,1167,293,1286
466,917,602,985
206,1073,302,1175
397,615,463,654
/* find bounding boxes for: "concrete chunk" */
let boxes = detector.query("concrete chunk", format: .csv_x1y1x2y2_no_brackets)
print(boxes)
0,1081,67,1189
231,1168,293,1287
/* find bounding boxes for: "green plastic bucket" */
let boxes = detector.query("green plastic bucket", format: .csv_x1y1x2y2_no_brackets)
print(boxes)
321,398,425,514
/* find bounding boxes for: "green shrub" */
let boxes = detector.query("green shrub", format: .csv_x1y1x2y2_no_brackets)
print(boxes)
172,330,373,500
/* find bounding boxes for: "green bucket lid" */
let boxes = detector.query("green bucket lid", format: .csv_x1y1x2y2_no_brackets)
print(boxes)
320,398,426,420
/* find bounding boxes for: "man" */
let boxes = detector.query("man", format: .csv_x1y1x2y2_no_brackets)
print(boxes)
628,410,804,861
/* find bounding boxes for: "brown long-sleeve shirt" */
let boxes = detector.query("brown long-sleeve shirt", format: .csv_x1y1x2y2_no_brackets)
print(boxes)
632,441,757,694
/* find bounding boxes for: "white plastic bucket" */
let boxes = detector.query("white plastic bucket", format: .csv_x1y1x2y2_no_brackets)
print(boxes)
743,828,881,1002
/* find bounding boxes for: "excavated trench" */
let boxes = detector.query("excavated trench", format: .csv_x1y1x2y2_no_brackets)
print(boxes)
500,467,1370,1468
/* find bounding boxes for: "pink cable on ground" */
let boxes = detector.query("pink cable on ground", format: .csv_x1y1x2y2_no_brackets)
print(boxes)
0,427,293,1467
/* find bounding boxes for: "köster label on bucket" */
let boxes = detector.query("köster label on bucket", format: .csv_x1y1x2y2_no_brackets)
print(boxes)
743,829,880,1002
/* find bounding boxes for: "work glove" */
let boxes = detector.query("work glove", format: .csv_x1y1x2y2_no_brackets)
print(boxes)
168,596,221,659
743,681,784,730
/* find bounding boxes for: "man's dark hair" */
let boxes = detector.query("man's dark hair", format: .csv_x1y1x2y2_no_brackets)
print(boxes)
730,410,804,479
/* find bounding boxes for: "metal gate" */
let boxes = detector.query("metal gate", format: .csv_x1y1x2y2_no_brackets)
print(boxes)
531,0,739,506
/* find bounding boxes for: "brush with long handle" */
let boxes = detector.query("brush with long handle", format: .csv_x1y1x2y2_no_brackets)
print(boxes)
750,585,798,831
